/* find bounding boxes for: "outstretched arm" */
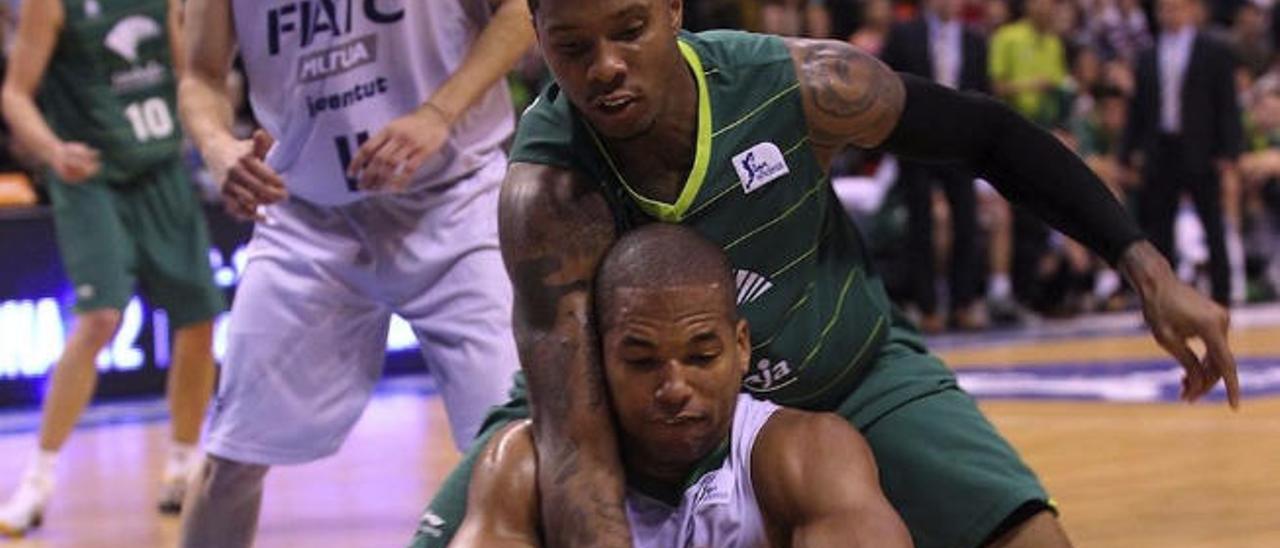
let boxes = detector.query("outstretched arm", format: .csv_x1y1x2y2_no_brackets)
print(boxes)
786,38,1239,408
753,410,911,548
500,163,632,547
451,421,542,548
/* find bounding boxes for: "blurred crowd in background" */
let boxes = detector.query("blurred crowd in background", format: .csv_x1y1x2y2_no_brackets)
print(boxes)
2,0,1278,333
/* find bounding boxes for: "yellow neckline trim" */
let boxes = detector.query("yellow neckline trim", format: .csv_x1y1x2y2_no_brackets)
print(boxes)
587,39,712,222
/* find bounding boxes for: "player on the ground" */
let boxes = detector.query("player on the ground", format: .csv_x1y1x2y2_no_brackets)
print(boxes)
177,0,532,546
450,224,911,548
412,1,1240,547
0,0,223,535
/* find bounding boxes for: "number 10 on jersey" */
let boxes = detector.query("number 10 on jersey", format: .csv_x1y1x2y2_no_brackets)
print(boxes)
123,98,174,142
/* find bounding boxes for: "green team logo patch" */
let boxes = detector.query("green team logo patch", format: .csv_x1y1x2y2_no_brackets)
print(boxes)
105,15,161,63
104,15,168,94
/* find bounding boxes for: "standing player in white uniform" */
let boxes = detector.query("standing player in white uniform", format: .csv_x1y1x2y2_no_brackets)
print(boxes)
451,225,910,548
176,1,531,545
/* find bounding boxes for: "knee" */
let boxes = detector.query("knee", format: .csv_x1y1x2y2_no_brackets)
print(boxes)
76,309,122,346
173,321,215,351
200,455,269,495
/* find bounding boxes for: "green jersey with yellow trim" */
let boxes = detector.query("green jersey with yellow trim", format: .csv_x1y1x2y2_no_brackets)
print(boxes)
510,30,893,410
41,0,182,184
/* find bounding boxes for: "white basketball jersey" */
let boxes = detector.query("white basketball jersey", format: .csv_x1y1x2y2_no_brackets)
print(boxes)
625,395,779,548
233,0,514,205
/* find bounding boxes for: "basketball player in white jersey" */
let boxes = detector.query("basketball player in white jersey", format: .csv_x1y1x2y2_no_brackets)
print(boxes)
176,1,531,545
451,225,910,548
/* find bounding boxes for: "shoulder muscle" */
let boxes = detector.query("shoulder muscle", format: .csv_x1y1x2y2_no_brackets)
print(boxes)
752,409,910,548
452,420,541,547
785,38,905,153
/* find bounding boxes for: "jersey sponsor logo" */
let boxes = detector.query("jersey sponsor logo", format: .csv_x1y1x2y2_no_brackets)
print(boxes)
305,76,389,118
298,35,377,82
267,0,405,56
104,16,168,92
732,142,789,194
742,357,796,393
733,269,773,305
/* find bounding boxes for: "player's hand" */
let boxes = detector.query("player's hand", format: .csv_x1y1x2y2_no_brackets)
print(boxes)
50,141,101,183
347,102,452,192
1122,242,1240,408
207,129,287,221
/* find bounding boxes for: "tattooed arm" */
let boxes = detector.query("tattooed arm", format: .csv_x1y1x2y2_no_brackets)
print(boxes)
785,38,904,165
785,38,1240,408
499,162,633,547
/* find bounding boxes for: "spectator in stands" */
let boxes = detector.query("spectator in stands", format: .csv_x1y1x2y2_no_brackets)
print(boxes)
685,0,746,31
975,0,1014,36
881,0,991,331
849,0,894,55
1223,3,1273,80
1238,74,1280,299
990,0,1071,127
760,0,831,37
1088,0,1154,63
985,0,1073,322
1123,0,1244,305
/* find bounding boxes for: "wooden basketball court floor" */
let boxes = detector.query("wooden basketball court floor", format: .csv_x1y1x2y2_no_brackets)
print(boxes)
1,307,1277,547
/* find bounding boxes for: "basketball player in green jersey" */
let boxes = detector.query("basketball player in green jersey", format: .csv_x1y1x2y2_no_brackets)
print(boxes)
0,0,223,536
412,1,1241,547
452,224,910,548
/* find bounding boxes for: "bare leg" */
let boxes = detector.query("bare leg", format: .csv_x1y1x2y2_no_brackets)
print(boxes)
158,321,217,513
167,321,216,445
987,196,1013,297
986,510,1073,548
0,309,121,534
179,455,269,548
37,309,122,451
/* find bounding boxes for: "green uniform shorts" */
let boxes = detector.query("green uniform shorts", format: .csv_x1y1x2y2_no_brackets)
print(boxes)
410,326,1048,548
47,159,224,327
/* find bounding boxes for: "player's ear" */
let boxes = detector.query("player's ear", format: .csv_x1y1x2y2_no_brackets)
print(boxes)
734,318,750,376
666,0,683,33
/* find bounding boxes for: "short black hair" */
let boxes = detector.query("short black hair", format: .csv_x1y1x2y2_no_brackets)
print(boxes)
594,224,737,329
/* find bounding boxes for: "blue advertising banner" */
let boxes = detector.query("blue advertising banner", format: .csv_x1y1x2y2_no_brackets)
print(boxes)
0,205,426,408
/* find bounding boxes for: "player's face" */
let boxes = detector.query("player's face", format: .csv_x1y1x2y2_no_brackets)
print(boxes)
534,0,685,140
601,285,749,474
